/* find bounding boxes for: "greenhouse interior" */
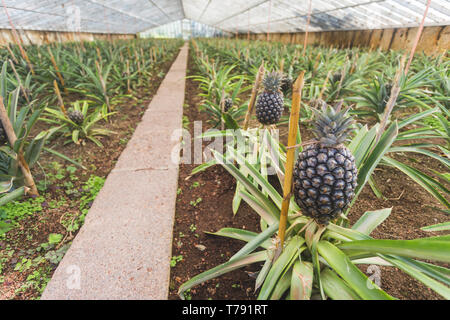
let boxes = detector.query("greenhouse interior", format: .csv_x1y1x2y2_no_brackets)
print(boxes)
0,0,448,302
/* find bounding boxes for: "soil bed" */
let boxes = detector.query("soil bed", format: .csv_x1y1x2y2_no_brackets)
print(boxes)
0,53,178,300
168,51,448,300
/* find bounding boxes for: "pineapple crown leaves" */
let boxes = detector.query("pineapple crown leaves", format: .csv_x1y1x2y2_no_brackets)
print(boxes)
311,100,355,147
262,71,283,93
67,108,82,116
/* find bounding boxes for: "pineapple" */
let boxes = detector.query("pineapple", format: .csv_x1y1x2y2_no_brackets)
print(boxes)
0,121,7,145
224,97,233,112
332,71,342,84
309,98,327,110
281,73,293,94
383,82,393,105
68,109,84,125
256,72,284,125
293,101,357,225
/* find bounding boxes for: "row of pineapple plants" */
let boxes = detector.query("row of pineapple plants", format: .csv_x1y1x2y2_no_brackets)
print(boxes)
0,38,183,207
177,39,449,299
189,38,449,211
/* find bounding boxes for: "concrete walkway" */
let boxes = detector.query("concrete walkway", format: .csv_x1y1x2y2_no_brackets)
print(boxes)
41,43,188,300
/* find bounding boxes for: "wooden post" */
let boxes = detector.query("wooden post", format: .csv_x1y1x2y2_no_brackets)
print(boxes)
0,97,38,196
48,47,67,94
243,62,265,130
312,51,322,74
404,0,431,75
95,60,110,112
318,70,331,100
302,0,312,57
220,89,225,131
267,0,272,42
1,0,34,75
375,54,406,143
9,59,30,104
126,60,131,93
247,9,250,42
5,43,18,64
349,53,359,74
54,80,67,116
278,71,305,248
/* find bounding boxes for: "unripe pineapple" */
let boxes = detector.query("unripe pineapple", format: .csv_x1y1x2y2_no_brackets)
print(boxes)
68,109,84,125
224,97,233,113
332,72,342,84
293,101,357,225
256,72,284,125
309,98,327,110
281,73,293,94
383,82,393,105
0,121,7,145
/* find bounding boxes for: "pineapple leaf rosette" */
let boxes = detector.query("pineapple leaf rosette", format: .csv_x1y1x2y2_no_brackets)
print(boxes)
40,100,116,147
179,97,450,300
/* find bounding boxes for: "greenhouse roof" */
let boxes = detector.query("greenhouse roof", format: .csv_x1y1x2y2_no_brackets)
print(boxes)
0,0,449,34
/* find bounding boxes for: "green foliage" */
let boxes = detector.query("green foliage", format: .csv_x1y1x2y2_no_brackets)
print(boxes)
44,244,70,265
189,197,203,207
192,38,449,209
0,196,44,226
190,56,251,128
170,255,183,267
0,62,50,192
48,233,63,245
179,47,450,299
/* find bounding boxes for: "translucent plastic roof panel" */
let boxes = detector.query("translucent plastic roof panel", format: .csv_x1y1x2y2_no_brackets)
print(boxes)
0,0,184,34
0,0,449,34
183,0,450,33
140,18,229,39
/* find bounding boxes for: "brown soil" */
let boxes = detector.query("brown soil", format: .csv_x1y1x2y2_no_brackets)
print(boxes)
0,51,179,300
168,56,260,300
168,50,449,300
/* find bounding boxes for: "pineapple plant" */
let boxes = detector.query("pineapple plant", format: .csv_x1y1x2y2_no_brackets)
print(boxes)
42,100,115,147
255,72,284,125
293,101,357,225
68,109,85,125
179,103,450,300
